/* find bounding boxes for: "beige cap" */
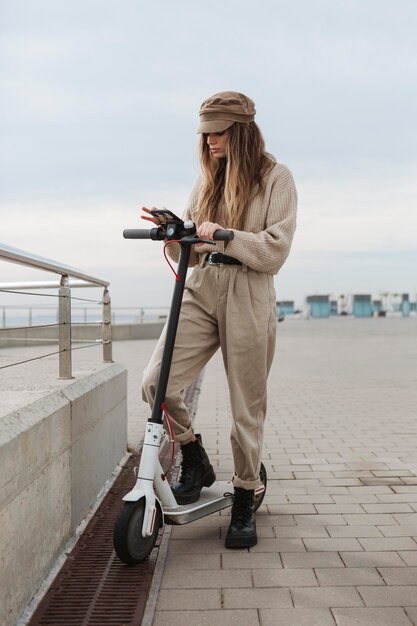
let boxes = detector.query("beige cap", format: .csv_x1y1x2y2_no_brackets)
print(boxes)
197,91,256,134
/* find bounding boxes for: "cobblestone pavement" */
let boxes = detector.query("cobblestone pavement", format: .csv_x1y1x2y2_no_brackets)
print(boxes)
145,317,417,626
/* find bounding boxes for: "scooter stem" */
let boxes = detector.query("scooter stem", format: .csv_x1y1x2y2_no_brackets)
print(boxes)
150,242,191,424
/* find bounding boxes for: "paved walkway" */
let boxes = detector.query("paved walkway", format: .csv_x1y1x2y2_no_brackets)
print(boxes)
4,317,417,625
133,317,417,626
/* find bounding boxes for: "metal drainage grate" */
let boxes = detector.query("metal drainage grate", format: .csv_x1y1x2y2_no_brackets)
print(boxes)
27,376,202,625
28,452,169,626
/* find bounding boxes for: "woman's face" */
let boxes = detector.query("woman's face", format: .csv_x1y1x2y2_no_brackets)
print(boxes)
206,130,229,159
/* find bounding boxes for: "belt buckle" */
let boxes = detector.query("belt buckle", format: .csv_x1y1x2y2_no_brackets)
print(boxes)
208,254,220,265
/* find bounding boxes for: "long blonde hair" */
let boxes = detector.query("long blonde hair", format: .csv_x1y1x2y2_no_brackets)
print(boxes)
196,122,275,230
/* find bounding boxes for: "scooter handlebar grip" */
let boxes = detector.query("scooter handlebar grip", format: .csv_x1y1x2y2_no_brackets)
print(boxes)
213,230,234,241
123,229,152,239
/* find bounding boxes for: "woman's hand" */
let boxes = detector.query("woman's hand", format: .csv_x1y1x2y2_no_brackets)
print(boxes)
140,207,160,225
196,221,225,242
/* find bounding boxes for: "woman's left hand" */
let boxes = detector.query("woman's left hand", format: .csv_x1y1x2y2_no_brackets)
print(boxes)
196,221,225,243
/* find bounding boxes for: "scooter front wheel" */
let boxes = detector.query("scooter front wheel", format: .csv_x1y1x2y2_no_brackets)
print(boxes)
113,498,161,565
254,462,267,512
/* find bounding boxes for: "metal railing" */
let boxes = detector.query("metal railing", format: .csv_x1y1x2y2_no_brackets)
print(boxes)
0,242,113,379
0,304,170,327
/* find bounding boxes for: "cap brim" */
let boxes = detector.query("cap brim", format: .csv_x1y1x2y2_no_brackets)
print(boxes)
197,119,234,134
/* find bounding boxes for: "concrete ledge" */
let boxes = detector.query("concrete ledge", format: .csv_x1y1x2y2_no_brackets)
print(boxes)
0,363,127,626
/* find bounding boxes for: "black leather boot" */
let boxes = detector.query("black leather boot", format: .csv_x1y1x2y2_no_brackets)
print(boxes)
171,434,216,505
225,487,257,549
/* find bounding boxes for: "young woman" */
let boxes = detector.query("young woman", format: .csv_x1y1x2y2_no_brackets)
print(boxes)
141,91,297,548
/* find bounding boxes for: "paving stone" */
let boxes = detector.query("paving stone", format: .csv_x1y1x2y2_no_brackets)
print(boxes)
405,607,417,624
253,568,318,587
153,609,260,626
315,504,364,514
378,525,417,537
156,589,221,610
340,551,407,567
398,552,417,566
168,539,229,554
274,524,329,538
321,479,363,487
378,567,417,585
267,504,316,514
343,514,398,525
358,585,417,606
362,503,414,513
358,537,417,551
315,567,384,586
376,494,417,503
332,607,413,625
287,494,334,503
333,494,379,503
304,538,363,552
164,553,221,569
394,514,417,524
326,525,383,538
221,552,282,569
374,471,414,477
294,514,347,526
282,552,345,568
291,586,363,607
255,513,295,526
161,568,252,589
249,537,306,552
348,486,394,494
223,587,292,609
259,607,336,625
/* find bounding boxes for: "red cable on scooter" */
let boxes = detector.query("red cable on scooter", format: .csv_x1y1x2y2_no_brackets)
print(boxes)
163,240,181,282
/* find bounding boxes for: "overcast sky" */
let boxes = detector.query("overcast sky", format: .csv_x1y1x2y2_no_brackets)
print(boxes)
1,0,416,309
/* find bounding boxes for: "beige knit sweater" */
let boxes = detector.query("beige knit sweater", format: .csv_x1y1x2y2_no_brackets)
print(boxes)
169,162,297,275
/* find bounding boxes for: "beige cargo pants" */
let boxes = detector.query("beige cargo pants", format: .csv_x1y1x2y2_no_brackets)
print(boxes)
142,261,277,490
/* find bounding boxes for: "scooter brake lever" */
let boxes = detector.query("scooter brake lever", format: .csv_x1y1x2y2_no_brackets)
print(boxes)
181,236,215,245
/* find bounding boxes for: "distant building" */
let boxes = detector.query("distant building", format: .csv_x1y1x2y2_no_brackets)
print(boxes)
372,299,383,315
330,300,338,316
352,294,373,318
276,300,295,316
401,294,410,318
306,295,330,318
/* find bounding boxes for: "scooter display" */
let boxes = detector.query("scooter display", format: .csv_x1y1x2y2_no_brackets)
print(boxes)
113,212,267,565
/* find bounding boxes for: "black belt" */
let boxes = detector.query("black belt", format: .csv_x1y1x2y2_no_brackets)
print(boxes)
206,253,242,266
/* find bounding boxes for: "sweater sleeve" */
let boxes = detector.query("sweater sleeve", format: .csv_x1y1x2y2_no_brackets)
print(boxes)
224,164,297,274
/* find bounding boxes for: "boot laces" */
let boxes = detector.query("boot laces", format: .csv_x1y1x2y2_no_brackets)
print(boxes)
231,492,253,524
179,452,196,483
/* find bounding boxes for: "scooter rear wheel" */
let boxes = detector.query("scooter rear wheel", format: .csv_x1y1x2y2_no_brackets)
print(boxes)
254,462,267,512
113,498,161,565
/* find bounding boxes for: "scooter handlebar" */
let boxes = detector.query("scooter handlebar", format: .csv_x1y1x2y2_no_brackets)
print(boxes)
123,228,163,239
213,230,234,241
123,228,234,242
123,229,151,239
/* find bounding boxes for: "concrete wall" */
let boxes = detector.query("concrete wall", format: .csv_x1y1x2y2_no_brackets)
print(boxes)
0,321,164,347
0,363,127,626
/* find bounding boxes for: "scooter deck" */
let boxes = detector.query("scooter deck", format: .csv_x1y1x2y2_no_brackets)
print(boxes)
163,481,234,525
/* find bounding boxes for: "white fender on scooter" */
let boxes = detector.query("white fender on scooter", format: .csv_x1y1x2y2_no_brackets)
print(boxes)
123,481,163,537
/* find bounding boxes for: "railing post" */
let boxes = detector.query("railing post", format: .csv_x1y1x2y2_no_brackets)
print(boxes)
58,275,73,379
102,287,113,363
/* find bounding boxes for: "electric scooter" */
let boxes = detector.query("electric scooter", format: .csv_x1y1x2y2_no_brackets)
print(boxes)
113,211,267,565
